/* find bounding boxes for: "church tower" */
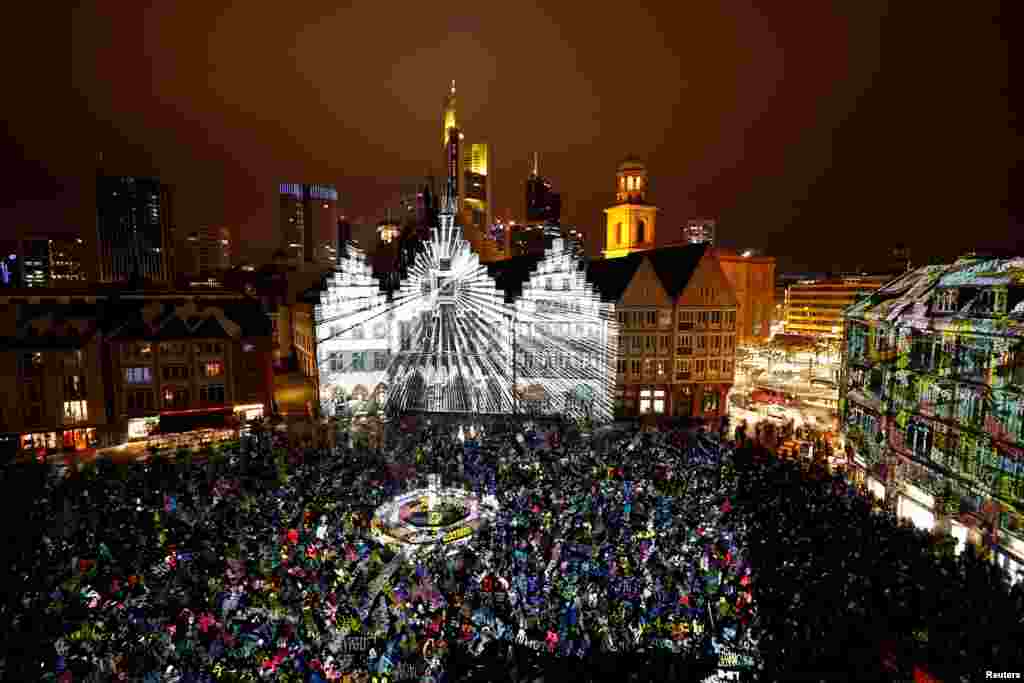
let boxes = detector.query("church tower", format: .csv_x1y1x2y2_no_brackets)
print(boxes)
602,156,658,259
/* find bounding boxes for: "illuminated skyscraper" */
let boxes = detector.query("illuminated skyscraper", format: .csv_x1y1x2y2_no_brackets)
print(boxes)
442,81,462,210
279,184,338,265
96,175,175,282
462,142,491,234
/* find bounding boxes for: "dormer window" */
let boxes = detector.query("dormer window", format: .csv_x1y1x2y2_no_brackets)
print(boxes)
934,289,958,313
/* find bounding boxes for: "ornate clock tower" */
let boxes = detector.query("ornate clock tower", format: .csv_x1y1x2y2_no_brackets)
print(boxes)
602,156,658,259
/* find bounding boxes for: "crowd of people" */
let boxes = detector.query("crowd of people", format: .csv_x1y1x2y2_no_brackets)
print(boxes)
0,413,1021,682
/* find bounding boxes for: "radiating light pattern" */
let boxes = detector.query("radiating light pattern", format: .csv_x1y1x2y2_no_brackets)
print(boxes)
315,200,616,420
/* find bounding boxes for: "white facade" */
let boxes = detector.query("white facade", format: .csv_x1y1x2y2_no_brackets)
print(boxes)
315,246,391,414
512,239,617,418
315,211,615,420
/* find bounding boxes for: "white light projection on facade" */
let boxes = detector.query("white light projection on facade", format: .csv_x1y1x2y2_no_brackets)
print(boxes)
511,239,617,418
315,245,391,414
315,204,616,420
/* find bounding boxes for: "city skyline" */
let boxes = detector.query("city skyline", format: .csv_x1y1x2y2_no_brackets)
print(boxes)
1,2,1014,273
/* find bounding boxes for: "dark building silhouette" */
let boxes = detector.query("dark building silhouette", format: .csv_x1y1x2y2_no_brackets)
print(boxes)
95,175,176,283
525,153,561,227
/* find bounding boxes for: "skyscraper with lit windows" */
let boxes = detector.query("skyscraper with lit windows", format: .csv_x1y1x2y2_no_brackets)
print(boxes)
279,183,339,265
95,175,175,282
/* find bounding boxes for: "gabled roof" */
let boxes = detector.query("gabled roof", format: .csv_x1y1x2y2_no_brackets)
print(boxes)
584,254,644,302
645,243,709,298
107,315,152,340
154,315,192,340
486,253,546,302
191,315,230,339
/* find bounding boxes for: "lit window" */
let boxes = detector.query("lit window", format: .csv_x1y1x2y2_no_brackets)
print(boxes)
125,367,152,384
63,400,88,425
204,361,224,377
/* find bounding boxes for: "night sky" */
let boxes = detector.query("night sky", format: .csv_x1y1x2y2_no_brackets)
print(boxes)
2,1,1016,272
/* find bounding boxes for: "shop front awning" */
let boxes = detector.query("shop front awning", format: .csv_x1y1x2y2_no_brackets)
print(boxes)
159,408,232,434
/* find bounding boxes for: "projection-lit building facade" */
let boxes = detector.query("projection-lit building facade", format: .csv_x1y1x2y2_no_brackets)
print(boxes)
840,255,1024,580
315,202,616,420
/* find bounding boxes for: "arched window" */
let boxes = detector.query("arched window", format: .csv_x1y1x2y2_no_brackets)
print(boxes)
637,220,646,243
616,222,623,245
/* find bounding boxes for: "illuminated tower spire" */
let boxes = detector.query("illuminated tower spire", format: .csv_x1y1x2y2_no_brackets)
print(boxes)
442,80,458,147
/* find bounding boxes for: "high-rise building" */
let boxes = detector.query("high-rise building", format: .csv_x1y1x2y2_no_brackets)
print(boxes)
442,81,462,210
525,153,561,227
462,142,491,234
178,226,231,278
603,157,658,259
48,237,88,286
785,276,893,338
96,175,176,282
683,219,716,246
279,184,338,265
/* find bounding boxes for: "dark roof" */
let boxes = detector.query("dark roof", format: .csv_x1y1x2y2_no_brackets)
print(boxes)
584,254,644,302
108,315,151,339
191,316,230,339
583,243,709,302
154,315,192,340
486,253,546,302
645,244,709,298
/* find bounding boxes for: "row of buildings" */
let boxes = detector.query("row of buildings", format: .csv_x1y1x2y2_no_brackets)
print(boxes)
314,156,778,422
0,287,273,461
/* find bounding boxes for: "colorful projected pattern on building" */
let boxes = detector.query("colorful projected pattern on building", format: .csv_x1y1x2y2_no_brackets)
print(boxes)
841,256,1024,516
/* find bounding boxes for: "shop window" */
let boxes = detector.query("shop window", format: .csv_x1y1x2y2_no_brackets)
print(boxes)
125,367,152,384
702,391,720,413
